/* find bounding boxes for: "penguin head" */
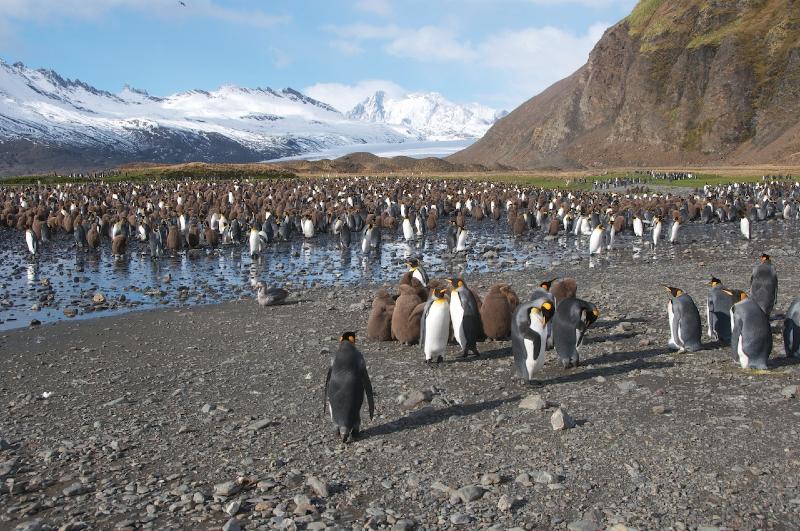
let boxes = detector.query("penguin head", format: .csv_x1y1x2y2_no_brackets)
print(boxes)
432,287,448,299
722,289,748,302
760,253,771,263
531,301,555,324
585,306,600,326
447,278,465,290
540,279,555,290
406,258,419,270
339,331,356,344
710,277,722,287
663,286,683,298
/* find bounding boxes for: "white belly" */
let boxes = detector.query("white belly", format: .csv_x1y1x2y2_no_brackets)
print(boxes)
424,304,450,360
634,219,643,237
653,224,662,245
589,230,603,254
667,301,678,348
456,231,468,251
412,269,425,286
737,335,749,368
523,318,546,378
403,220,414,240
450,294,466,348
670,223,679,242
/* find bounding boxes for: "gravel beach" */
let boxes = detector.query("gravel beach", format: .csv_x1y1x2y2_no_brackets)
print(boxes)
1,244,800,530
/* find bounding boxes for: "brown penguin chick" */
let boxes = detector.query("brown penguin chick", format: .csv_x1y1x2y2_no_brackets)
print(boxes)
367,288,396,341
399,272,428,302
62,213,74,234
111,234,127,255
512,214,526,236
426,210,438,230
547,217,560,236
500,284,519,311
472,205,484,221
550,278,578,304
391,284,424,345
186,223,200,249
205,225,219,247
612,215,625,233
456,211,466,228
86,225,100,250
166,225,181,251
492,206,502,221
480,284,515,340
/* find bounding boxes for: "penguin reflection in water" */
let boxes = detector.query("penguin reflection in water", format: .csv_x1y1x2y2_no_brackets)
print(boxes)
324,332,375,443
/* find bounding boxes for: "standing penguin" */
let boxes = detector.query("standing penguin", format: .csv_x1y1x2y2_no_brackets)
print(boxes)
750,254,777,317
405,258,429,287
446,220,458,253
552,298,599,368
511,298,555,384
589,225,606,255
420,287,451,363
633,215,644,239
652,216,663,247
707,277,734,343
249,226,263,258
727,291,771,369
480,284,518,340
25,228,39,256
324,332,375,443
367,289,395,341
664,286,703,353
782,298,800,358
448,278,482,358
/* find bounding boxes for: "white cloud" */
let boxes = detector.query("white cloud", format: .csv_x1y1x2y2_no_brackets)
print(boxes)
354,0,393,17
385,26,476,62
329,40,364,56
304,80,407,113
0,0,289,28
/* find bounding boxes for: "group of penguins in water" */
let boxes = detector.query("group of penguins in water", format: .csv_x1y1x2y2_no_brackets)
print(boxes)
323,254,800,443
6,178,800,266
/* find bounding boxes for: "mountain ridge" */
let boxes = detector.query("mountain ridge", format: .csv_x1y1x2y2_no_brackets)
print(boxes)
450,0,800,169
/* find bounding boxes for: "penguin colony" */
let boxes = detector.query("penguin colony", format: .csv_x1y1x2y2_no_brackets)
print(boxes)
3,176,800,442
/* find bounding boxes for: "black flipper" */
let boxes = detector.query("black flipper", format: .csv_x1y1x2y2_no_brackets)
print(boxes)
323,367,331,416
521,328,542,361
362,369,375,420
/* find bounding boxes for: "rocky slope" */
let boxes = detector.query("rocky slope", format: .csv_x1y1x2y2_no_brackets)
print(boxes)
450,0,800,169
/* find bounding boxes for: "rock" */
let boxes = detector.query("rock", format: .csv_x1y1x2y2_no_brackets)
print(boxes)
14,521,43,531
519,394,547,411
247,419,273,431
29,319,41,327
450,513,471,525
221,518,242,531
533,470,554,484
103,397,127,407
63,308,77,318
401,389,433,409
497,494,514,512
551,408,576,431
201,403,215,414
192,492,205,503
457,485,486,503
637,338,652,347
92,293,106,304
392,519,415,531
213,481,241,497
224,500,241,516
652,405,668,415
514,472,532,487
568,520,599,531
615,380,637,392
306,476,329,498
483,250,498,259
480,473,501,485
63,482,90,497
781,385,797,399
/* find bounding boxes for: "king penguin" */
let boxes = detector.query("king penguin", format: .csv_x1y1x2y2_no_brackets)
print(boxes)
324,332,375,443
406,258,429,287
707,277,734,343
750,254,778,317
664,286,703,353
782,298,800,358
420,287,451,363
552,298,599,368
589,225,606,255
511,298,555,384
448,278,482,357
727,290,771,369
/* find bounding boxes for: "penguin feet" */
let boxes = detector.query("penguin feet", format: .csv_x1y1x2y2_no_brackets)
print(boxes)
436,355,443,364
527,379,544,388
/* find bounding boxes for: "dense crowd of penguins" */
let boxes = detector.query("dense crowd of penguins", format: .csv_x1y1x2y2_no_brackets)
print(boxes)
2,176,800,441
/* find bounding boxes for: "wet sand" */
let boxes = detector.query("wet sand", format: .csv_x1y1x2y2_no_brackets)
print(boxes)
1,239,800,530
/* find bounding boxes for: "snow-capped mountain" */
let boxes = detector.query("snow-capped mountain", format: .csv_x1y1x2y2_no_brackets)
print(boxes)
347,91,507,141
0,60,410,174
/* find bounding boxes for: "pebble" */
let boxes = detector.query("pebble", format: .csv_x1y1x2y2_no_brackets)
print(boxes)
497,494,514,512
224,500,241,516
551,408,576,430
213,481,241,497
457,485,486,502
652,405,668,415
450,513,471,525
306,476,329,497
400,389,433,409
781,385,797,399
221,518,242,531
519,393,547,411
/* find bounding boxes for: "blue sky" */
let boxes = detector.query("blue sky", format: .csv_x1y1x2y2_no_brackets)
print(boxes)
0,0,637,111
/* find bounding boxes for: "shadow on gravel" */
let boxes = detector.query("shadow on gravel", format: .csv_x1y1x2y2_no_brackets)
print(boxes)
362,396,521,438
449,346,511,363
547,360,675,386
771,355,800,369
585,346,668,366
595,317,648,329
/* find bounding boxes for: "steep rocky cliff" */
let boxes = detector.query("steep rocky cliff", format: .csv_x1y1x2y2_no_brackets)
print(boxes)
450,0,800,169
